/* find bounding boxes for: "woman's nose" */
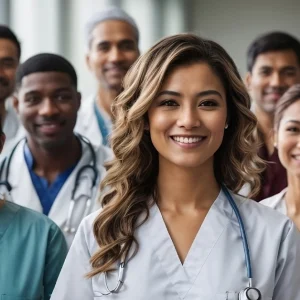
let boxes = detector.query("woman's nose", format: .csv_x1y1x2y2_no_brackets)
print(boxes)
176,107,201,129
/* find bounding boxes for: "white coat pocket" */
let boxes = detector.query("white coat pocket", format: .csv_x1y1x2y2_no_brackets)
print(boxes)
215,292,238,300
215,293,272,300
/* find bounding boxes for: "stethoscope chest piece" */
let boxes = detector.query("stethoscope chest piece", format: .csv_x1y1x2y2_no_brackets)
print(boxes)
239,287,261,300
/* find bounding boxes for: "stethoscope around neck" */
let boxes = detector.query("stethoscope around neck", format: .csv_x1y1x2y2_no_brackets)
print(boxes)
96,186,261,300
0,134,99,234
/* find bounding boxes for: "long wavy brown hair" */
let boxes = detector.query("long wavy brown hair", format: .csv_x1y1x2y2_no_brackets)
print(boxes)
88,33,265,277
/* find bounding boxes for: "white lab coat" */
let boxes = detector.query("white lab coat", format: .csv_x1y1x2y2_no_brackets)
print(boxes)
51,190,300,299
0,137,112,247
1,101,25,157
260,188,287,215
75,94,112,147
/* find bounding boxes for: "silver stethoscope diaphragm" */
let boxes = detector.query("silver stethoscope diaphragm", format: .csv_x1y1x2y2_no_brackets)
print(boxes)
239,287,261,300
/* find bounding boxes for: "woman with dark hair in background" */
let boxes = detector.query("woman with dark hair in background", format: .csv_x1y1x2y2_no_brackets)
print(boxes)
0,118,67,298
262,84,300,230
52,34,300,300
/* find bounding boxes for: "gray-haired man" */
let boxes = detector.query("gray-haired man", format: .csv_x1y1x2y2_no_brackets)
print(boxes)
75,6,140,146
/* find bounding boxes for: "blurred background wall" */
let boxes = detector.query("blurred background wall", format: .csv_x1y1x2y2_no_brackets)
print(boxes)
0,0,299,98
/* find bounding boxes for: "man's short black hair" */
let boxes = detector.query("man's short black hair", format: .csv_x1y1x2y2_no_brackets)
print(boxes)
247,31,300,72
16,53,78,89
0,25,21,60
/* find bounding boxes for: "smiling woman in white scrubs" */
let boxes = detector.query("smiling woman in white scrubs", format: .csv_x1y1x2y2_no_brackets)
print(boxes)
261,84,300,230
51,34,300,300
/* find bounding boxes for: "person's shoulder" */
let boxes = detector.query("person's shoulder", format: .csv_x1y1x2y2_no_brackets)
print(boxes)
76,94,96,132
80,208,102,230
11,201,62,232
76,208,102,250
78,94,95,112
95,143,113,163
234,193,291,234
260,189,286,209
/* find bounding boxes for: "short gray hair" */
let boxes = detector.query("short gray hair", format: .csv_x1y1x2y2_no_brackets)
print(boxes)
85,6,139,49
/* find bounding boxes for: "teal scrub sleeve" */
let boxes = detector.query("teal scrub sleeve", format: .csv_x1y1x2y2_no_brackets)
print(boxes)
44,223,68,300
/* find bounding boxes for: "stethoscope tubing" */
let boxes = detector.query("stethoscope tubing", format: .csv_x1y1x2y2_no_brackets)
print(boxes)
0,135,99,234
98,187,258,296
222,186,253,282
0,137,25,192
0,135,97,188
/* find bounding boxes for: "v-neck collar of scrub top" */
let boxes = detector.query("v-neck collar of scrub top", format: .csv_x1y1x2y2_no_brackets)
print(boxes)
0,201,20,243
141,189,242,299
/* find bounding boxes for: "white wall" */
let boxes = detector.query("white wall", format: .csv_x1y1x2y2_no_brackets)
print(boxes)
0,0,10,24
5,0,188,99
5,0,300,97
190,0,300,77
10,0,62,56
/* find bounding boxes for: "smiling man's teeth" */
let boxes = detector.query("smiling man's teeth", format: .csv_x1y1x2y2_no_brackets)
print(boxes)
41,124,58,128
173,136,203,143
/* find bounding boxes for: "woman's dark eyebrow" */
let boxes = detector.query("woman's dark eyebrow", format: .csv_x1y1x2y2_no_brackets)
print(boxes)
196,90,223,99
285,120,300,124
156,89,223,99
156,91,180,97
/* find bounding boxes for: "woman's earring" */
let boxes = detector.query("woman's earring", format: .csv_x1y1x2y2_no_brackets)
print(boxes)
225,124,228,129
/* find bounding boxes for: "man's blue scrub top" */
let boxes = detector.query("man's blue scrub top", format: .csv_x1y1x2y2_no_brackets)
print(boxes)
24,143,76,215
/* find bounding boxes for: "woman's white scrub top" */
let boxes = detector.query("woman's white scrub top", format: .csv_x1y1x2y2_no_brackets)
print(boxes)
261,188,287,215
0,201,67,299
51,190,300,300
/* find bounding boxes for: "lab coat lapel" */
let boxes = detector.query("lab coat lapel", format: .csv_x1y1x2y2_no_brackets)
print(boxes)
76,95,103,146
8,139,42,212
48,139,94,228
